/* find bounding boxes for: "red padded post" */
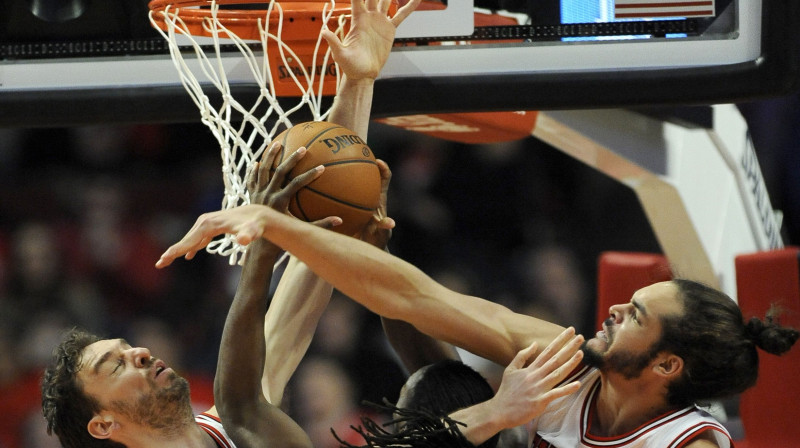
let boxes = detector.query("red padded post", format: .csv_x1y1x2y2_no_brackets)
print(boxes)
734,247,800,448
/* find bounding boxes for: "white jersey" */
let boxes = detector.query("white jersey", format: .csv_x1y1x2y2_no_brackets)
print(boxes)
529,366,732,448
196,413,237,448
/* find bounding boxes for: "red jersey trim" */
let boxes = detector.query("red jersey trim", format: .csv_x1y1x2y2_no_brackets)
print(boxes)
196,413,234,448
580,377,699,447
670,422,733,448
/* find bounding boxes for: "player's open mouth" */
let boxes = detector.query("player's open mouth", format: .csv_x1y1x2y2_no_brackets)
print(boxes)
154,360,167,378
599,323,612,344
597,330,608,342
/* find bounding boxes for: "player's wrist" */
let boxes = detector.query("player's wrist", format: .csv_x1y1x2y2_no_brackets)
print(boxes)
340,74,377,86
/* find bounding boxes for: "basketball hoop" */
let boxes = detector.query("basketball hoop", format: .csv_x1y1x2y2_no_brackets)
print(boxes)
148,0,361,263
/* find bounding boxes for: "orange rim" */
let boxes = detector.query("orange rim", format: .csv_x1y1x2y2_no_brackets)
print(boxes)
149,0,354,41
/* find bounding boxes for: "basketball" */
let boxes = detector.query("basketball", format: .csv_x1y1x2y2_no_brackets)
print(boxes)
271,121,381,236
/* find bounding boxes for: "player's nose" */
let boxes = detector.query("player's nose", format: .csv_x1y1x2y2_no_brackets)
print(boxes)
608,304,625,324
127,347,152,368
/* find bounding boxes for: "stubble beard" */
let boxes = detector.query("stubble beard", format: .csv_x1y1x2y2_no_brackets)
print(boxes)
110,372,194,436
581,340,658,380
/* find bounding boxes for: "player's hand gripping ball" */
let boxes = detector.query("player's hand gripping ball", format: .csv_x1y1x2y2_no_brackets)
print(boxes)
271,121,381,236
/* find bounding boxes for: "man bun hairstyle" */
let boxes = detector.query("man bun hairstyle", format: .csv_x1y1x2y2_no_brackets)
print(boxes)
745,305,799,355
660,280,798,408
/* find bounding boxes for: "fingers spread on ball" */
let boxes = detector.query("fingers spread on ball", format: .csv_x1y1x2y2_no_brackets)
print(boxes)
263,141,282,176
292,164,325,187
274,146,307,180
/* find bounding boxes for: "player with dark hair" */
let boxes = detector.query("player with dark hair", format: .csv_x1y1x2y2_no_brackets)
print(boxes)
334,319,582,448
636,279,793,408
343,359,503,448
41,329,124,448
39,142,337,448
156,199,800,447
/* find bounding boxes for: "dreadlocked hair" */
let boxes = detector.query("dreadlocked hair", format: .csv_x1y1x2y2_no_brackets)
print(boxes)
333,399,476,448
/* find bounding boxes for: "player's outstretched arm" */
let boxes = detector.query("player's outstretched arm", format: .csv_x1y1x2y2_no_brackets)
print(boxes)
261,253,333,405
158,197,565,367
261,154,396,403
326,0,421,138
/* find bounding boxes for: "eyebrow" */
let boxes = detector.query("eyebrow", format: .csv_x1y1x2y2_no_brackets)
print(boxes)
632,299,648,318
92,338,129,375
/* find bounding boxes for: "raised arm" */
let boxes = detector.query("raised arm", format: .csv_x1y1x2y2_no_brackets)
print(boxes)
261,254,333,405
262,156,396,403
158,202,565,366
217,241,312,448
258,0,420,401
214,145,331,447
324,0,421,137
373,162,460,374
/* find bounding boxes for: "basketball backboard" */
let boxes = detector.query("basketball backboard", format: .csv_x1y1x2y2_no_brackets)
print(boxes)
1,0,798,127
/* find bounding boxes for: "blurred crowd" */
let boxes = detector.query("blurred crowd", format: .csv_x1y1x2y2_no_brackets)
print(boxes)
0,95,798,447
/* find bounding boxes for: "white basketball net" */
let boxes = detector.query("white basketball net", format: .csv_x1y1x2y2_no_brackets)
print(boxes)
149,1,348,264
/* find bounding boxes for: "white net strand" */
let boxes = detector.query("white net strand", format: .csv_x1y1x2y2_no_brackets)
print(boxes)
148,1,344,264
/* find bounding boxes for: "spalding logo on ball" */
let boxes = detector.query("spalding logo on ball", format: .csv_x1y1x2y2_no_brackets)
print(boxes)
271,121,381,236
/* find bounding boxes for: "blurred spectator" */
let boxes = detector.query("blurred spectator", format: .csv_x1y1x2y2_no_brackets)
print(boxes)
0,315,66,447
62,178,170,319
3,221,109,341
4,223,66,337
291,355,381,448
305,292,407,407
516,243,593,336
19,411,61,448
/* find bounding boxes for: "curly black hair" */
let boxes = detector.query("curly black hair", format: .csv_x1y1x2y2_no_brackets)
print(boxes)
41,328,127,448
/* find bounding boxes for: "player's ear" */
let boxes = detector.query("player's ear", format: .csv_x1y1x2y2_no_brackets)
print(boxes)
87,414,118,439
653,353,683,378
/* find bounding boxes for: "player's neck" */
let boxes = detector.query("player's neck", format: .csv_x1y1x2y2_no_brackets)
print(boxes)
111,421,218,448
593,371,676,436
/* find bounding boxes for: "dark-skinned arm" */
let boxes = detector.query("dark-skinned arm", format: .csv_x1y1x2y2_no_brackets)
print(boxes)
215,239,312,448
214,145,326,447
